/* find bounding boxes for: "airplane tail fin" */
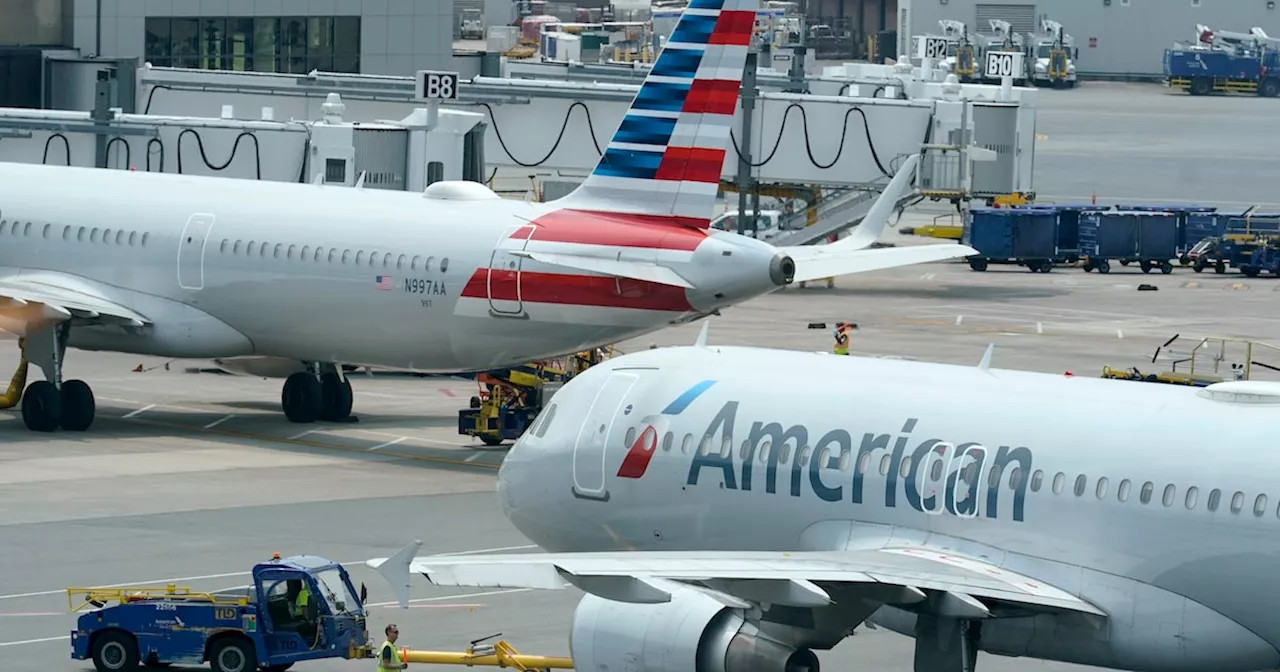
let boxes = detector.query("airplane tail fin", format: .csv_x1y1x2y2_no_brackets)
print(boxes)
547,0,760,228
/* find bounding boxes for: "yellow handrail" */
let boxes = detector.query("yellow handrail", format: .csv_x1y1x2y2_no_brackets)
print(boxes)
67,585,250,612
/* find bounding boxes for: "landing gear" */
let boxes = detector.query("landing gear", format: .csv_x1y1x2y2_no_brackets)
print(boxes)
18,322,97,433
281,364,355,424
914,615,981,672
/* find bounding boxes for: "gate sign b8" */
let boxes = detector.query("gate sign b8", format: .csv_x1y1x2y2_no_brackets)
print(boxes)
917,37,948,60
415,70,459,101
984,51,1023,78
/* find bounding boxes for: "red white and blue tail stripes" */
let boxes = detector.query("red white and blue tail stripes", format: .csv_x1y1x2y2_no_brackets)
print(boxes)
550,0,758,228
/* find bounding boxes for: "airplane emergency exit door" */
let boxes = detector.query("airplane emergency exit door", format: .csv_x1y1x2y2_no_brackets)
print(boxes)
572,371,639,501
178,213,216,290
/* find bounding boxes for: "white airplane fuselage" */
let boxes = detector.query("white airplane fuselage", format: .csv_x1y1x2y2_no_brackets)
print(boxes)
497,345,1280,670
0,163,784,373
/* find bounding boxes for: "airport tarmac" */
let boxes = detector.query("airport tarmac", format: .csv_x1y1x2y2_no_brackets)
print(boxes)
2,238,1277,672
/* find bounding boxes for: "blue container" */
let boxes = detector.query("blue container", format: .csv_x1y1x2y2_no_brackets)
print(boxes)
1135,212,1179,258
1114,204,1218,252
1042,203,1108,254
963,207,1058,259
1079,211,1137,258
1186,211,1228,245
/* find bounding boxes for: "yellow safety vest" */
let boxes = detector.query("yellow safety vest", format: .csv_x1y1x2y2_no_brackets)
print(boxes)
292,585,310,617
378,641,404,671
833,331,849,355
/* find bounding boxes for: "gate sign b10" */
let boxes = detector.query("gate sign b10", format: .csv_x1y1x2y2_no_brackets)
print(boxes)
415,70,459,101
917,37,949,60
984,51,1023,78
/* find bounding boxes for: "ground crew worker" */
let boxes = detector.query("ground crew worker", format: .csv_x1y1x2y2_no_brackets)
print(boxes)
290,579,310,620
832,322,851,355
379,624,407,670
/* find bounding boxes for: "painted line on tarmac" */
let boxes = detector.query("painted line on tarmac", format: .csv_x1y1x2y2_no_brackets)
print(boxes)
0,544,537,601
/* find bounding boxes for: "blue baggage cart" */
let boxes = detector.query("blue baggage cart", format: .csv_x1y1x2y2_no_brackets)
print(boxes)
1115,204,1218,264
1079,210,1179,274
1041,203,1107,262
962,207,1060,272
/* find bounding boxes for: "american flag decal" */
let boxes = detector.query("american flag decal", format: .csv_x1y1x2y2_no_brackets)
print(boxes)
375,275,393,291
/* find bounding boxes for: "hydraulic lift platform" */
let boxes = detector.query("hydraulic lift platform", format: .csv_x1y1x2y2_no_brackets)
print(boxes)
1101,334,1280,386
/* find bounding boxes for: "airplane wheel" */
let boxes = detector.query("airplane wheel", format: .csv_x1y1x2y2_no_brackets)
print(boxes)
60,379,96,431
319,373,353,421
21,380,61,432
281,373,322,424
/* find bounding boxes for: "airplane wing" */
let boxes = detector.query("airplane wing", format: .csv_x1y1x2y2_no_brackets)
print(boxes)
0,274,150,327
367,542,1106,619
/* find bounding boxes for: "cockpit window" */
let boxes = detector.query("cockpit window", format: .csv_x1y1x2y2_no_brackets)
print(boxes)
533,403,557,438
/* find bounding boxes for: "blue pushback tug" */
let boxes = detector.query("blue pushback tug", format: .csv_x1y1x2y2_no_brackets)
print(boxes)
69,554,374,672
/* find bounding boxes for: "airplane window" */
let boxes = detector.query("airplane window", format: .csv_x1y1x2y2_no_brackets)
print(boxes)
397,254,406,269
128,231,136,245
220,239,228,253
356,250,365,265
879,455,891,475
1162,484,1176,507
1073,474,1086,497
661,432,672,451
721,437,733,458
1255,494,1268,517
368,252,377,267
987,465,1001,489
102,227,111,241
45,224,53,239
383,253,392,268
302,245,311,260
141,232,149,246
1029,470,1043,492
1096,477,1109,499
0,221,7,234
813,446,830,468
698,435,712,456
758,441,772,463
1208,488,1221,511
90,228,99,242
798,446,811,466
1140,481,1153,504
533,404,556,437
426,256,435,271
328,249,337,263
739,440,751,460
938,460,953,482
1185,486,1199,509
276,244,285,259
681,434,693,454
441,258,449,273
246,241,255,255
1008,467,1021,490
62,226,70,241
77,227,85,242
857,452,870,474
903,458,914,478
1231,491,1244,513
837,448,850,471
288,245,297,260
778,441,792,464
114,230,123,244
412,255,422,270
234,240,243,254
24,222,31,236
1052,472,1064,494
315,247,324,262
624,426,636,447
1117,479,1131,502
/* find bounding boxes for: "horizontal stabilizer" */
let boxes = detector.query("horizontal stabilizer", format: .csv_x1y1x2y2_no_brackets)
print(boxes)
786,244,978,283
512,250,695,289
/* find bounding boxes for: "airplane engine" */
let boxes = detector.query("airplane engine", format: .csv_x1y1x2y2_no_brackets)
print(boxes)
570,588,820,672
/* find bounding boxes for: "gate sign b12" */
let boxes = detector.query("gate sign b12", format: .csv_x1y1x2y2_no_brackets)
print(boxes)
415,70,460,101
984,51,1023,78
918,37,949,60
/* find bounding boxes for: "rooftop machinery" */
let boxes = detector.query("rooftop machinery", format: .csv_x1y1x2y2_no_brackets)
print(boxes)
1025,18,1077,88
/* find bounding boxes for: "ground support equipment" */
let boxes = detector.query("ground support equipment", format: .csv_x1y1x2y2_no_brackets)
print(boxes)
1101,335,1280,387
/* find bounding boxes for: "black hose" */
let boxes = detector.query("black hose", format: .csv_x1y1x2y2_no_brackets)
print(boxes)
42,133,70,165
477,101,603,168
146,137,165,172
177,129,262,180
729,103,892,177
104,136,130,169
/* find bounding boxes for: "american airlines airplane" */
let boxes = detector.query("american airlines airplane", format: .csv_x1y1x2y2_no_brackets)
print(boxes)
370,327,1280,672
0,0,971,435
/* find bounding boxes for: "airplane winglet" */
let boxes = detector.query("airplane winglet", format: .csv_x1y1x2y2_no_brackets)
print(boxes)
368,539,422,609
694,320,710,347
978,343,995,373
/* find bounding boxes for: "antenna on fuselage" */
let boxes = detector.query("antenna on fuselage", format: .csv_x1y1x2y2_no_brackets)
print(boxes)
694,320,710,347
355,171,367,189
977,343,995,373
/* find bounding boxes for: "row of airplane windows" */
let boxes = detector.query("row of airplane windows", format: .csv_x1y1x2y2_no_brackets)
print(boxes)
594,415,1276,519
0,220,151,247
217,238,450,273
